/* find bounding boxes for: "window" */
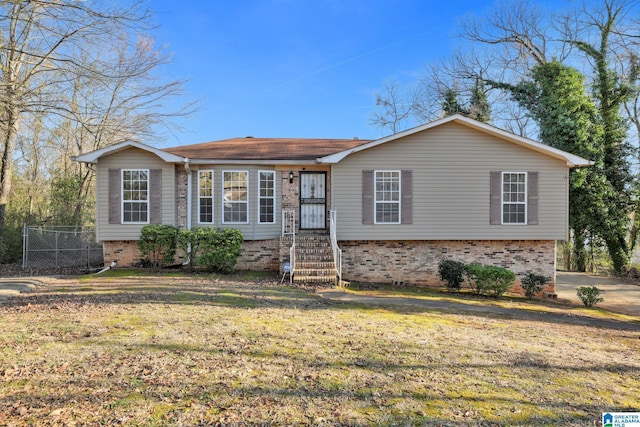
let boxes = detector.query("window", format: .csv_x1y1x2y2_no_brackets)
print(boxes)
122,169,149,223
223,170,248,223
198,170,214,224
258,171,275,223
502,172,527,224
374,170,400,224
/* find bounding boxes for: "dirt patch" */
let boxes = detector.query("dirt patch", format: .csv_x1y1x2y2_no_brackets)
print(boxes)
556,271,640,317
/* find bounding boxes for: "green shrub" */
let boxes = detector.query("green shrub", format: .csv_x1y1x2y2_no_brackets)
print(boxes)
465,264,485,295
576,286,604,307
196,228,244,273
438,259,466,291
0,225,23,263
176,228,209,271
466,264,515,297
520,272,550,299
137,224,179,267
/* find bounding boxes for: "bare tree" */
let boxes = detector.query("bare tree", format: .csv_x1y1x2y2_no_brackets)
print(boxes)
369,79,422,134
0,1,194,237
460,0,553,69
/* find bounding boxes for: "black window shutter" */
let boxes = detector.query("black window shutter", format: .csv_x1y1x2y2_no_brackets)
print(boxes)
362,170,374,224
108,169,121,224
490,171,502,225
150,169,162,224
401,170,413,224
527,171,539,225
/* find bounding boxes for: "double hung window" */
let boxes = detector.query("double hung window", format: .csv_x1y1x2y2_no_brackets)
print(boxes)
375,170,401,224
198,170,214,224
502,172,527,224
122,169,149,223
258,171,275,223
223,171,248,223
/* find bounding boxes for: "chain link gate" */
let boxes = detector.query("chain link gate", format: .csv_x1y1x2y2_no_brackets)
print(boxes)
22,226,104,269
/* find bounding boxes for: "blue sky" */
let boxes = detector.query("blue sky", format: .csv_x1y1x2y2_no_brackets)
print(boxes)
151,1,501,147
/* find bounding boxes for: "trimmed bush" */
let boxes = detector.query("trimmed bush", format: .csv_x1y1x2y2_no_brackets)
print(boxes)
177,228,208,271
137,224,179,267
466,264,515,297
196,228,244,273
520,272,550,299
176,227,244,273
465,264,485,295
576,286,604,307
438,259,467,291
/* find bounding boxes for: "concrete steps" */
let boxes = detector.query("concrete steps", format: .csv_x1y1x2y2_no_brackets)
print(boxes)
292,234,336,285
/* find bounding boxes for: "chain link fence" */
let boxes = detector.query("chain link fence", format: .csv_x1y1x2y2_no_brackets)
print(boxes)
22,226,104,269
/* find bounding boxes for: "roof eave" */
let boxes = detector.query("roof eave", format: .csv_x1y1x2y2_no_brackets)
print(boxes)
186,159,320,165
317,114,594,167
72,141,185,164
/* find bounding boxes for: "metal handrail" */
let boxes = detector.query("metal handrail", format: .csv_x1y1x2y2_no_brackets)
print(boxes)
329,210,342,285
282,209,296,283
289,237,295,284
282,209,295,236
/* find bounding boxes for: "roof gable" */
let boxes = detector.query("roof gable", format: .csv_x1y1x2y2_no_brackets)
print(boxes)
318,114,593,168
71,141,185,164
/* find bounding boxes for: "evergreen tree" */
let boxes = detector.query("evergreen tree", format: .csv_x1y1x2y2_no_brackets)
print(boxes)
568,2,634,273
468,79,491,123
506,60,634,272
441,87,468,117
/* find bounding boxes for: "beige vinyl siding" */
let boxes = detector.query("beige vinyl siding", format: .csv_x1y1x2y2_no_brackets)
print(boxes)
189,165,281,240
332,122,570,240
96,148,176,241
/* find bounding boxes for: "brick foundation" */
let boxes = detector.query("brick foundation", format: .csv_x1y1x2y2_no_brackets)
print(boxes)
339,240,557,294
103,239,279,272
103,241,144,267
104,238,557,295
235,239,280,271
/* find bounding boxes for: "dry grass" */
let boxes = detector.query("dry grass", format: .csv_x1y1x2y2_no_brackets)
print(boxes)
1,273,639,426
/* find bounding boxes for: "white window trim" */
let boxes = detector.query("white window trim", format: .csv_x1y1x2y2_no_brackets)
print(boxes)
374,170,401,225
258,170,276,224
501,171,527,225
198,170,214,224
222,170,249,224
121,168,150,224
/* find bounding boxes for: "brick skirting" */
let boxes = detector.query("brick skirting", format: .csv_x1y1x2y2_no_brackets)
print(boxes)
103,238,556,295
103,239,279,271
103,240,144,266
338,240,556,294
235,239,280,271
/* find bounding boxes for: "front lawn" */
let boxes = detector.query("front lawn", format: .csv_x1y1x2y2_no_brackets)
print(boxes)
1,274,638,426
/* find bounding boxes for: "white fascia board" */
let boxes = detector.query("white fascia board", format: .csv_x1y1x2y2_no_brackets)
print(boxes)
317,114,593,168
71,141,185,164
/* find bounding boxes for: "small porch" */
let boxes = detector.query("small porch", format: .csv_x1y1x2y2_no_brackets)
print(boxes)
280,209,342,286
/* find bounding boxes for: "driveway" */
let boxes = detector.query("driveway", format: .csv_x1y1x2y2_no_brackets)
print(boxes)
556,271,640,317
0,279,37,305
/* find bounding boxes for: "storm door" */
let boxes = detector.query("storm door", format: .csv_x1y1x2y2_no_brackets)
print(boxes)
299,172,326,230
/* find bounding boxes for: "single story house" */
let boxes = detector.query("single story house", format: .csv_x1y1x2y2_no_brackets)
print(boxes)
73,114,592,293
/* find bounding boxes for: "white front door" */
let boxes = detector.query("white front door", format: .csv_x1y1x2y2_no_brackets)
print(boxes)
300,172,326,230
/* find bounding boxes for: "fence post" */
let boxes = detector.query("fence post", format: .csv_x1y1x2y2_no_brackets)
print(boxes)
22,224,27,269
55,231,59,268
